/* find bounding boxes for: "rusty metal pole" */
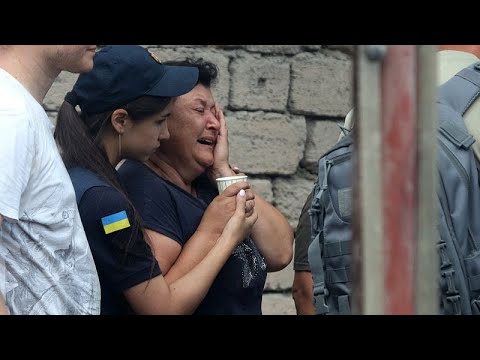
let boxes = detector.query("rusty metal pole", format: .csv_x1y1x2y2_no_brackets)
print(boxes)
353,45,438,314
381,45,418,314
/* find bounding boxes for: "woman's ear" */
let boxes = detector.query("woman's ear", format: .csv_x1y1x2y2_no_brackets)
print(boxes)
111,109,129,134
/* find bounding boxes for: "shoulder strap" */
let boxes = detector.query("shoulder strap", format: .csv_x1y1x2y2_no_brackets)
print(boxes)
437,62,480,149
308,232,329,314
68,166,109,205
439,63,480,116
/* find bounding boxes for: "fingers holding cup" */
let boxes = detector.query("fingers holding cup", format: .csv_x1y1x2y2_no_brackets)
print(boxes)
216,175,248,194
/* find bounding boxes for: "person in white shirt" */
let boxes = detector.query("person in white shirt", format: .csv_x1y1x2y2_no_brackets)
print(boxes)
0,45,101,315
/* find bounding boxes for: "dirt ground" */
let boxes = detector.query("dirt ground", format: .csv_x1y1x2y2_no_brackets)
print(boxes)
262,292,296,315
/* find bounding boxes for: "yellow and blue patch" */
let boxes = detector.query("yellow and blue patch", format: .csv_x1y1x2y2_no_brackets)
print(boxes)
101,210,131,235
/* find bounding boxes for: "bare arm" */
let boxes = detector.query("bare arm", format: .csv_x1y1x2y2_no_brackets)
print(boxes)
0,215,10,314
125,231,241,314
249,193,293,272
0,295,9,315
124,190,257,314
147,181,255,284
292,192,315,314
292,271,315,315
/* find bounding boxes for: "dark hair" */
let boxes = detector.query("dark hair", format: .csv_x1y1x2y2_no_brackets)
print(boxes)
163,58,218,89
54,96,170,261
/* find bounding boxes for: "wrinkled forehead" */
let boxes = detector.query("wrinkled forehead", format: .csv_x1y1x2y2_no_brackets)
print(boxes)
175,84,215,106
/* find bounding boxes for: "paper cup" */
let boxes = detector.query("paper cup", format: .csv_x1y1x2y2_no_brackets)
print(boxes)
216,175,248,194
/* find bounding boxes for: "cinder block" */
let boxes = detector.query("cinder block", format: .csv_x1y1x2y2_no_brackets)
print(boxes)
226,111,306,175
289,52,353,116
230,54,290,111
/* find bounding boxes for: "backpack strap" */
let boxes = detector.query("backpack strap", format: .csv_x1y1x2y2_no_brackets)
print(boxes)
438,63,480,150
68,166,109,205
450,64,480,115
439,63,480,116
307,154,331,315
308,232,330,315
438,119,475,150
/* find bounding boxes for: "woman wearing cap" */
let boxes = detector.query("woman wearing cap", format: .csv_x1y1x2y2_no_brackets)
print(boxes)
54,45,257,315
118,58,293,315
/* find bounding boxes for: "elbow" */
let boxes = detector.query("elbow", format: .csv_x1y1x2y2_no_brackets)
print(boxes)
278,231,294,269
269,233,294,271
279,249,293,269
266,249,293,272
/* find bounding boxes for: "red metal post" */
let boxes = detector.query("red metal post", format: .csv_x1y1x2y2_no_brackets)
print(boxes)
381,45,417,314
353,45,437,314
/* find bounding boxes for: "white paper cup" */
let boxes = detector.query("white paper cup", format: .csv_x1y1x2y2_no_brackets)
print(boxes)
216,175,248,194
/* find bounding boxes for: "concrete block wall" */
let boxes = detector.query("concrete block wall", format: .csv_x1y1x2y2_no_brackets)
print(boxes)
44,45,354,314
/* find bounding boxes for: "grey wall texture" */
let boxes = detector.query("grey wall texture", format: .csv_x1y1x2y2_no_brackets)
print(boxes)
44,45,354,314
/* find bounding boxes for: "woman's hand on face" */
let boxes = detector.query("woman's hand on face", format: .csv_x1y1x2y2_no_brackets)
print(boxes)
207,103,235,182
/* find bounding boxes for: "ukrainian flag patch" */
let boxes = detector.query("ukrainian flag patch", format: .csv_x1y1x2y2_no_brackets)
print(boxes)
101,210,131,234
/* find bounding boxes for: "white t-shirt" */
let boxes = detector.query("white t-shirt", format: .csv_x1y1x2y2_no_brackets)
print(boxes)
0,68,101,314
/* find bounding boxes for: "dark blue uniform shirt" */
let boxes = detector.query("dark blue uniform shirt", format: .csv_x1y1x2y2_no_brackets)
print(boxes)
68,166,161,315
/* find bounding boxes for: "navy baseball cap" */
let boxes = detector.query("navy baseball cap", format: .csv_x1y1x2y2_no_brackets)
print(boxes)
65,45,199,114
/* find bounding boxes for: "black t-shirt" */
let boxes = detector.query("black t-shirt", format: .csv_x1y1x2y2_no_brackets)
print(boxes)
118,160,267,315
69,167,161,315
